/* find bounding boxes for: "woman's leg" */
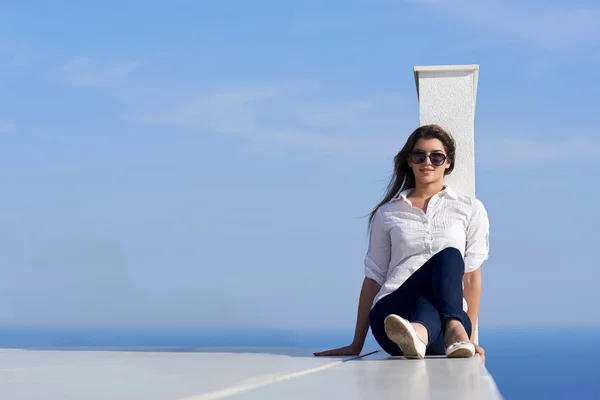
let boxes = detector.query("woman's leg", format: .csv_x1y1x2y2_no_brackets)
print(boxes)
427,247,466,328
426,310,472,355
425,247,472,350
369,280,446,356
369,288,417,356
411,296,442,354
369,247,469,356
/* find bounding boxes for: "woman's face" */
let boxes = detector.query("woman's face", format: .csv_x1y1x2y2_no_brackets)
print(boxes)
407,138,451,184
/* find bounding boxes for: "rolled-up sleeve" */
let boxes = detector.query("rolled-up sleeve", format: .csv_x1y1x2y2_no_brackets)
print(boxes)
464,198,490,273
364,207,391,285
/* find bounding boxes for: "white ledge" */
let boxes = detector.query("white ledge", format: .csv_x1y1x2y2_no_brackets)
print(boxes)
414,64,479,73
0,348,503,399
413,64,480,109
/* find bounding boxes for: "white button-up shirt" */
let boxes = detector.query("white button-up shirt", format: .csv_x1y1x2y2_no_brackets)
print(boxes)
365,186,490,311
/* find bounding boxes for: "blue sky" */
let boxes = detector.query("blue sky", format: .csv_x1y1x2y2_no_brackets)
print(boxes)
1,0,599,331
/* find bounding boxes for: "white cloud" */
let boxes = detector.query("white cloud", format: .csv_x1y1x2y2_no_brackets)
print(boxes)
133,84,410,159
404,0,600,52
59,57,140,86
132,82,600,167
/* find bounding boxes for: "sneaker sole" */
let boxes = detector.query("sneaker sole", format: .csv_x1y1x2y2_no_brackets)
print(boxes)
384,315,423,359
446,348,474,358
446,342,475,358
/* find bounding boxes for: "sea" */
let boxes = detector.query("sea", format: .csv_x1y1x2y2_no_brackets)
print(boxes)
1,326,598,399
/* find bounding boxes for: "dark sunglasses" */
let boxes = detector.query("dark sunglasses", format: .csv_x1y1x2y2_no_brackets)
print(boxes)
409,151,447,166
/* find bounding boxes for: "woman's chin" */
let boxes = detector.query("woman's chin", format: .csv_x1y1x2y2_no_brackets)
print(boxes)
416,175,441,184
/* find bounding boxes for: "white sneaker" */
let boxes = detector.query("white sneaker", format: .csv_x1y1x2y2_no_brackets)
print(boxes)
384,314,426,359
445,341,475,358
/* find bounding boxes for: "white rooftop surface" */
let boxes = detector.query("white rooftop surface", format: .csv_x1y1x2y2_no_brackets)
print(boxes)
0,348,502,399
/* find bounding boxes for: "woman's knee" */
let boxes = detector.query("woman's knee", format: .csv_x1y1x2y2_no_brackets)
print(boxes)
437,246,462,258
433,247,464,270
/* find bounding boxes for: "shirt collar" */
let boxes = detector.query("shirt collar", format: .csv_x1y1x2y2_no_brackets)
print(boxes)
391,185,457,202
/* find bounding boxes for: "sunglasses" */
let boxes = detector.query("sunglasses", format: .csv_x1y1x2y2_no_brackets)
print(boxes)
409,151,447,166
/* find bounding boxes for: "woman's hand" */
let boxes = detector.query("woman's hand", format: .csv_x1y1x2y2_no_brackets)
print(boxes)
313,278,380,358
313,343,362,357
473,343,485,364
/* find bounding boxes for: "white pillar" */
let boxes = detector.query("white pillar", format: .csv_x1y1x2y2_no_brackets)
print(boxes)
413,65,479,197
413,64,480,344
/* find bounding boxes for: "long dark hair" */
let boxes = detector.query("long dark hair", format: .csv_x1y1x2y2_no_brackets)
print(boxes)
368,124,457,230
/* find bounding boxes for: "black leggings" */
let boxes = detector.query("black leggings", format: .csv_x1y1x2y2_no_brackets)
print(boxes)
368,247,472,356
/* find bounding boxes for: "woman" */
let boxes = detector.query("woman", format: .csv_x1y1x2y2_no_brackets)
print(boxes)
314,124,489,361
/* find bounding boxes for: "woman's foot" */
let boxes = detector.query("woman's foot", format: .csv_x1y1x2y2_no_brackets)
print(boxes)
411,322,429,347
384,315,427,359
443,319,474,358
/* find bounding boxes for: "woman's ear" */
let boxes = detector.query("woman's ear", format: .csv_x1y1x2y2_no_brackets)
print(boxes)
443,160,451,174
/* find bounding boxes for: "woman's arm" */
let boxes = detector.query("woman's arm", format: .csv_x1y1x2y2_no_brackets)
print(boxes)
463,199,489,343
351,277,382,348
463,267,482,342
